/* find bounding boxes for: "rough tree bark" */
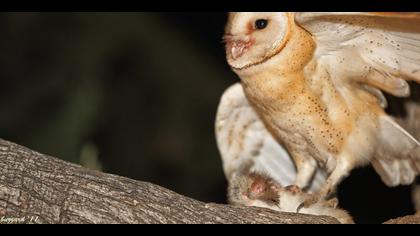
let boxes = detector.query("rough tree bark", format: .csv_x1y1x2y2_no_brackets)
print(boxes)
0,139,339,224
384,214,420,224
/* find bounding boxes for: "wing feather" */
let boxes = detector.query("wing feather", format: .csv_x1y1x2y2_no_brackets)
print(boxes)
295,12,420,98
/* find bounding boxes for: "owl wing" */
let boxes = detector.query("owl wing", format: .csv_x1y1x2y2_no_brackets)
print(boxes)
295,12,420,97
295,12,420,187
215,82,327,192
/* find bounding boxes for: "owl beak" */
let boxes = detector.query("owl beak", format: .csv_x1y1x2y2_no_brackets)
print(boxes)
225,35,252,60
232,40,253,60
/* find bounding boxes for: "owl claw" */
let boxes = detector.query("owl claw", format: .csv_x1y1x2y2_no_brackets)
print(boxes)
296,195,320,213
284,185,302,194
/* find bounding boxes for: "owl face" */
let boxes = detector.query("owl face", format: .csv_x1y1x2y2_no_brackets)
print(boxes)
224,12,292,70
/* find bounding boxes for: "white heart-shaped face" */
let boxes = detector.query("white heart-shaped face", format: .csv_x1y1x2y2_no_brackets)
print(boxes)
224,12,291,70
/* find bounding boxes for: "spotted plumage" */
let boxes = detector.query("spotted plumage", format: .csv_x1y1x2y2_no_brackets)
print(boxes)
216,12,420,208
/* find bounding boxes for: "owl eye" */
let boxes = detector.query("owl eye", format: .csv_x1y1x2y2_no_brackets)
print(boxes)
254,19,268,30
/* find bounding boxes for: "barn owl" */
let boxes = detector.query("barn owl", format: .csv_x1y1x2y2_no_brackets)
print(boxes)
216,12,420,209
227,170,354,224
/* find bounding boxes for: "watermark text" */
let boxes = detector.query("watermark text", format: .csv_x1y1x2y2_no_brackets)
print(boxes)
0,216,39,224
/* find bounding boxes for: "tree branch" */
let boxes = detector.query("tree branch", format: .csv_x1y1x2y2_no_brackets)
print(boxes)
0,139,340,224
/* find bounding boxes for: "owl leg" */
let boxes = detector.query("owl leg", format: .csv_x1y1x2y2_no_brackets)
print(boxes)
291,152,318,190
297,157,352,211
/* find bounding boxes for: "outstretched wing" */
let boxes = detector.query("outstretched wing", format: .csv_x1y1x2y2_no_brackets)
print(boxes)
295,12,420,186
295,12,420,97
215,83,326,192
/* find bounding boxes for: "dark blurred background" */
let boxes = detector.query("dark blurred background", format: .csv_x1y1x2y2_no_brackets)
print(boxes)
0,12,415,224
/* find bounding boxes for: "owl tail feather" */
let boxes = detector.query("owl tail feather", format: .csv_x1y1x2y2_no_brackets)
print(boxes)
372,115,420,187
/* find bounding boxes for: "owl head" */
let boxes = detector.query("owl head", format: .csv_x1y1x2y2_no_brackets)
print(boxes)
224,12,293,70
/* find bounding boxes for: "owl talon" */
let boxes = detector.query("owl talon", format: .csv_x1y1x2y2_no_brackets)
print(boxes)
284,185,302,194
296,195,320,213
